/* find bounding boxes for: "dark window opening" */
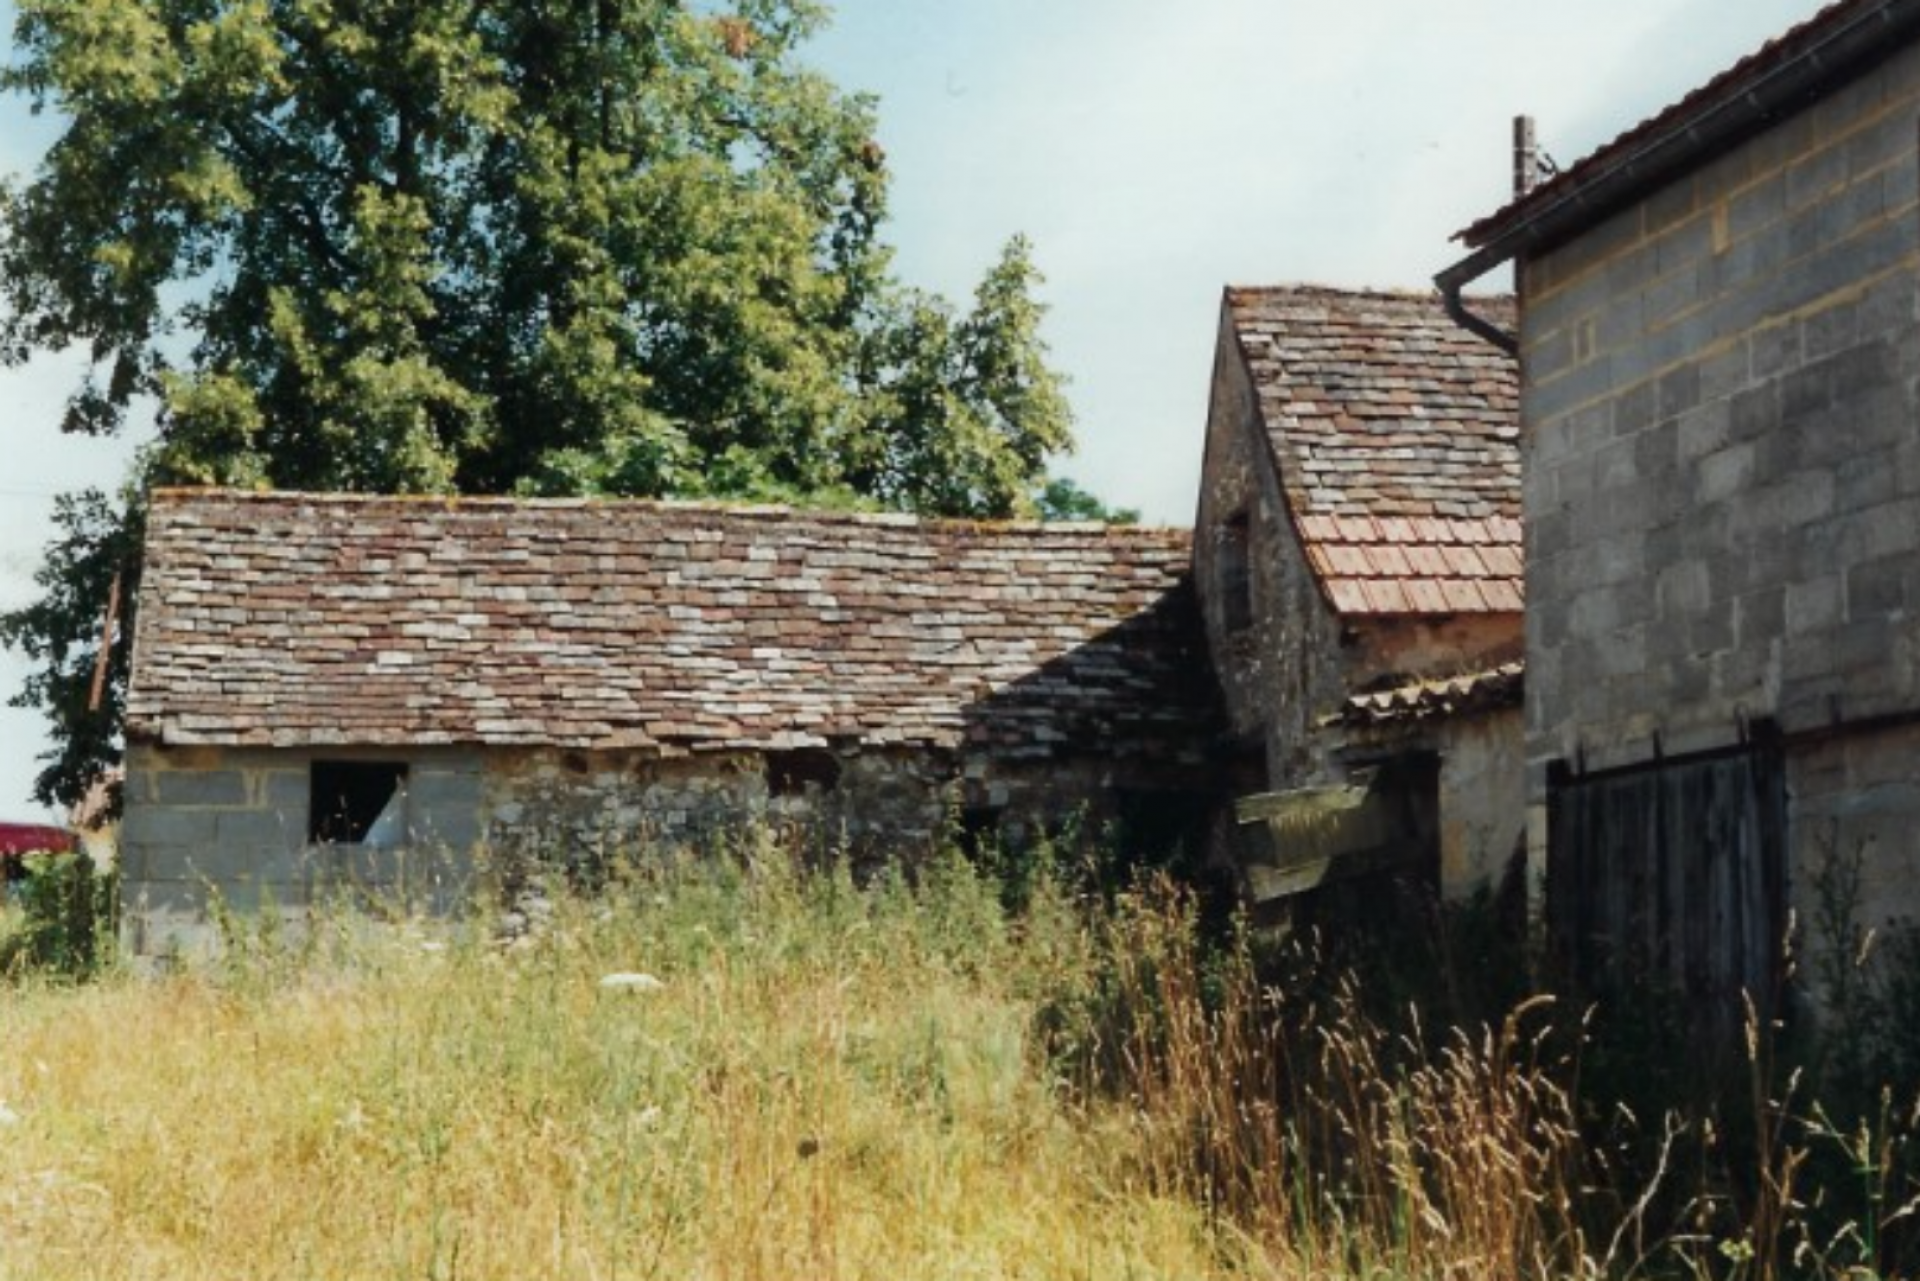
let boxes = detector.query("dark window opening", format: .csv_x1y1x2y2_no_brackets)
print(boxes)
309,761,408,845
767,748,841,797
1219,512,1253,633
955,805,1005,859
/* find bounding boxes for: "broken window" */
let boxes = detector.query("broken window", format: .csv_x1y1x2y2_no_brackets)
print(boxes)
309,761,409,846
1219,512,1253,633
766,748,841,797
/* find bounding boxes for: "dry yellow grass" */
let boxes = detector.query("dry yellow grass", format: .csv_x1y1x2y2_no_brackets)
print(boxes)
0,853,1246,1281
3,843,1912,1281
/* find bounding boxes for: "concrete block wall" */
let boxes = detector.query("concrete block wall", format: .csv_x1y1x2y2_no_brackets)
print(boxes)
1787,720,1920,997
121,743,485,956
1522,42,1920,774
1518,43,1920,961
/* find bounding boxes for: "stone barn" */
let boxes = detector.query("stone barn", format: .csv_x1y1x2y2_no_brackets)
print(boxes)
120,489,1225,954
1441,0,1920,1011
1193,285,1526,911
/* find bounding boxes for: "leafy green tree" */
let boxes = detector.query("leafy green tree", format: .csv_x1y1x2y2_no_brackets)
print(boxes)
1035,475,1139,524
0,0,1077,807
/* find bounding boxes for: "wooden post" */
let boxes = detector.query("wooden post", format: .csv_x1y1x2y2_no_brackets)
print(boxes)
88,569,122,714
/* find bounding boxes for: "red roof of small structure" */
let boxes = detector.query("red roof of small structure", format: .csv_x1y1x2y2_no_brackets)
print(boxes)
0,823,74,859
1224,286,1522,616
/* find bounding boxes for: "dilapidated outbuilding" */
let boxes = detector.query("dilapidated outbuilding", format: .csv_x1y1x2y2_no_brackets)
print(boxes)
1193,286,1525,910
121,490,1225,952
1442,0,1920,1010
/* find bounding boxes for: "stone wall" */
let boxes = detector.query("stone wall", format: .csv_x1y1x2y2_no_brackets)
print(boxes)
1331,705,1526,901
1197,310,1528,905
121,739,1218,955
1518,44,1920,953
1194,312,1348,784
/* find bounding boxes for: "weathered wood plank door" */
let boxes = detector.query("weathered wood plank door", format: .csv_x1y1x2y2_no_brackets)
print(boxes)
1547,739,1787,1018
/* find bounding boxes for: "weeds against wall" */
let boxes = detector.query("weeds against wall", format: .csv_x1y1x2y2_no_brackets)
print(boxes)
2,827,1919,1278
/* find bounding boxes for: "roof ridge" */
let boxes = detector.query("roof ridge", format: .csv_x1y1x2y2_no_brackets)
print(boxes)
1225,282,1514,304
145,487,1190,540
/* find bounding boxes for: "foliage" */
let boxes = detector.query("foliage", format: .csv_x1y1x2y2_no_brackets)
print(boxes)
0,0,1078,807
1035,474,1139,524
0,847,115,977
0,484,143,808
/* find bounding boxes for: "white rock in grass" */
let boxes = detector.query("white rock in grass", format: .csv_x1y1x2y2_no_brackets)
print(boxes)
0,1102,20,1127
599,972,665,992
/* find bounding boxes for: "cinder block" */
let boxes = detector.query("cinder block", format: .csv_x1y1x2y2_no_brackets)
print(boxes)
1799,294,1861,362
1595,438,1640,491
180,839,314,888
154,770,249,808
1528,350,1619,423
121,806,217,850
1656,559,1712,620
1846,724,1920,789
1704,437,1758,503
409,806,482,853
1526,325,1577,383
262,770,310,824
1728,170,1787,242
213,810,301,851
1785,136,1850,211
1730,473,1835,540
1846,555,1908,619
1686,607,1736,656
1836,454,1896,514
1734,587,1787,647
1642,265,1703,329
1677,401,1734,462
1596,294,1648,355
407,770,483,813
1645,172,1702,235
1593,627,1648,679
1785,575,1845,636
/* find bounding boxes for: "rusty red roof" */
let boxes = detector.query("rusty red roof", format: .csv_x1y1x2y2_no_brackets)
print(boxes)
1224,286,1522,617
127,490,1221,760
0,823,74,859
1458,0,1917,251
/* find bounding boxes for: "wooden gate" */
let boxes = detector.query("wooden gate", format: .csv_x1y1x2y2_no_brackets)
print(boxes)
1547,737,1787,1016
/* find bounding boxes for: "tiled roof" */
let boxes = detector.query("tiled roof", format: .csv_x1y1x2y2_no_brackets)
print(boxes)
1225,286,1522,616
128,490,1221,760
1458,0,1916,249
1328,662,1524,728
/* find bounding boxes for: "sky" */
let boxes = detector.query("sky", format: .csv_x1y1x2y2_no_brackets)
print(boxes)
0,0,1821,819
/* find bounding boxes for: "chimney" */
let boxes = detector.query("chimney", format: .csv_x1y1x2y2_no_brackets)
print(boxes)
1513,115,1539,198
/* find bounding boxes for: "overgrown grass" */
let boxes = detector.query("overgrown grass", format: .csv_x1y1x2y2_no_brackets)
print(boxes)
0,831,1915,1279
